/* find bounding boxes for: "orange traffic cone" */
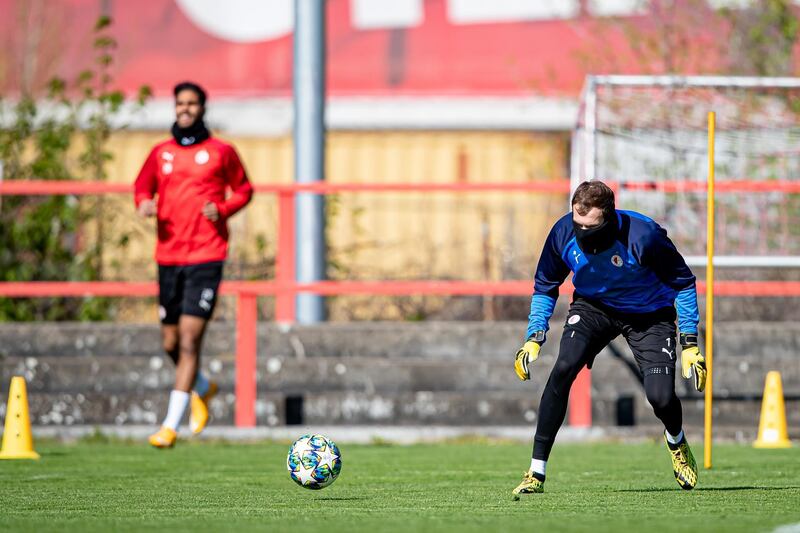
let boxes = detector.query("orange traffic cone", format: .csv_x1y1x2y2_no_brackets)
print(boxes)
0,376,40,459
754,371,791,449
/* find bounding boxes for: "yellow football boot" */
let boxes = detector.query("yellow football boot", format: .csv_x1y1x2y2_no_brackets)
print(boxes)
512,470,545,500
148,426,177,449
665,433,698,490
190,381,218,435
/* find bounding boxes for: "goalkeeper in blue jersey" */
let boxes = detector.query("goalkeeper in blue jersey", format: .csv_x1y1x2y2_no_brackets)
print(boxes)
512,180,707,498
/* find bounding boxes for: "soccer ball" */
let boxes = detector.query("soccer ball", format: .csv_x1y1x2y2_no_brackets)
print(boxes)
287,434,342,490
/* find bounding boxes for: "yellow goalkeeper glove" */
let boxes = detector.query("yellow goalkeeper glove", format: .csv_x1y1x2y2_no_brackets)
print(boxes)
514,332,544,381
680,333,707,392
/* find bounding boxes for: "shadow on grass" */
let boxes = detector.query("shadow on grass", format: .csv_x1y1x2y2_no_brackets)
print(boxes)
615,486,800,493
34,450,69,457
312,496,369,501
697,486,800,492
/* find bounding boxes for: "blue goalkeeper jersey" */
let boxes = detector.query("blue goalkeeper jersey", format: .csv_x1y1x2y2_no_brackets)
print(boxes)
526,210,699,340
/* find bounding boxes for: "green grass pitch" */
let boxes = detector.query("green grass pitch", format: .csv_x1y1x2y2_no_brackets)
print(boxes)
1,437,798,532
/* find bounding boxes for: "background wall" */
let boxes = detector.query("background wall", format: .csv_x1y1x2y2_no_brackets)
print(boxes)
1,321,796,435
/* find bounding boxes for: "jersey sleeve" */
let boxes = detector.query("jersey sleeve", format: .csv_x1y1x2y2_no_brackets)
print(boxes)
674,286,699,334
133,147,159,207
526,293,557,340
526,223,571,341
217,146,254,218
640,224,699,334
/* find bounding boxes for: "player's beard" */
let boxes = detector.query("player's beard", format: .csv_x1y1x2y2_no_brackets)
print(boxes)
573,213,617,254
171,114,210,146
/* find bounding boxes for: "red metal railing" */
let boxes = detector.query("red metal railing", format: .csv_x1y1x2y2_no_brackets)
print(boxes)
2,179,800,428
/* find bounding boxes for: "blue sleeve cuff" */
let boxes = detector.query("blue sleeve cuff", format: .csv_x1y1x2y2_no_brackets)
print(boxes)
675,285,699,334
526,293,557,340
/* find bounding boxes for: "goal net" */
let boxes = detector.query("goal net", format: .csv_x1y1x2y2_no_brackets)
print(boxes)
571,76,800,266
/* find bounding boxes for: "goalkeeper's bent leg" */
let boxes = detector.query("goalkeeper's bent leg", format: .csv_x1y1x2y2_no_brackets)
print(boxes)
643,369,682,436
643,368,698,489
532,333,595,461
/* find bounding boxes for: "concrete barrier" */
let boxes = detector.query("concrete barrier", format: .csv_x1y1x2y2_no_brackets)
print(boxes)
1,322,797,436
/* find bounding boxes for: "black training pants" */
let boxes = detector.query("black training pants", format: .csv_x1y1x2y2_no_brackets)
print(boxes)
532,296,683,461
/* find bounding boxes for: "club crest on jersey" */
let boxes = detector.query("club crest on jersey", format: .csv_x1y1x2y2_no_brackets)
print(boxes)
611,254,623,267
195,150,210,165
162,162,173,175
161,151,174,161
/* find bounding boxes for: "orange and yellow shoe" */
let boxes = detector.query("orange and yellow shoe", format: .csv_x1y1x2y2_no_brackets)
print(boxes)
148,426,177,449
190,381,219,435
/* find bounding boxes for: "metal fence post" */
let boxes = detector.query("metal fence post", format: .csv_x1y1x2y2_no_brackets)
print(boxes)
276,190,296,323
569,367,592,427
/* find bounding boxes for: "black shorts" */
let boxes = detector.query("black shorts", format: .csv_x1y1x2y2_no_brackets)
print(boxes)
563,295,677,373
158,261,223,324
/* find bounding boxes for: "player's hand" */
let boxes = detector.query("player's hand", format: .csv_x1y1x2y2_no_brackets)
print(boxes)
680,333,706,392
514,339,541,381
202,201,220,222
137,199,157,218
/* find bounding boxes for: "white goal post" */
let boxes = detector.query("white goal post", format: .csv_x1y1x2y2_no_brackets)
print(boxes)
572,75,800,268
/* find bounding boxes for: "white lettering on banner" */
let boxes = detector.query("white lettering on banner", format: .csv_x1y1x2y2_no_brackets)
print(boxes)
174,0,766,43
708,0,800,8
352,0,423,30
448,0,579,23
175,0,294,43
707,0,755,8
588,0,646,17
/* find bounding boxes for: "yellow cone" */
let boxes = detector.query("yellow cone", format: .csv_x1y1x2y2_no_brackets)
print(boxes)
754,371,792,449
0,376,40,459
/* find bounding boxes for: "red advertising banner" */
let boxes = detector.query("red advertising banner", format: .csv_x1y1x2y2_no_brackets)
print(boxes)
1,0,686,98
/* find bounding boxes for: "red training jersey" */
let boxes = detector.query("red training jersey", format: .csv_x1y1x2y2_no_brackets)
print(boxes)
134,138,253,265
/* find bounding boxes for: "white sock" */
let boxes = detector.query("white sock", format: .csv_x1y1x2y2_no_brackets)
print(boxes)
665,429,684,445
530,459,547,476
162,390,190,431
193,371,210,397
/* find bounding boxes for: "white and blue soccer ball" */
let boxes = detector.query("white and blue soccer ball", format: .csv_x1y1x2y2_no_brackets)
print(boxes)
287,434,342,490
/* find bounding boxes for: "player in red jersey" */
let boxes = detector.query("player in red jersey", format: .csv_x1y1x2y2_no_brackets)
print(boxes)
134,82,253,448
